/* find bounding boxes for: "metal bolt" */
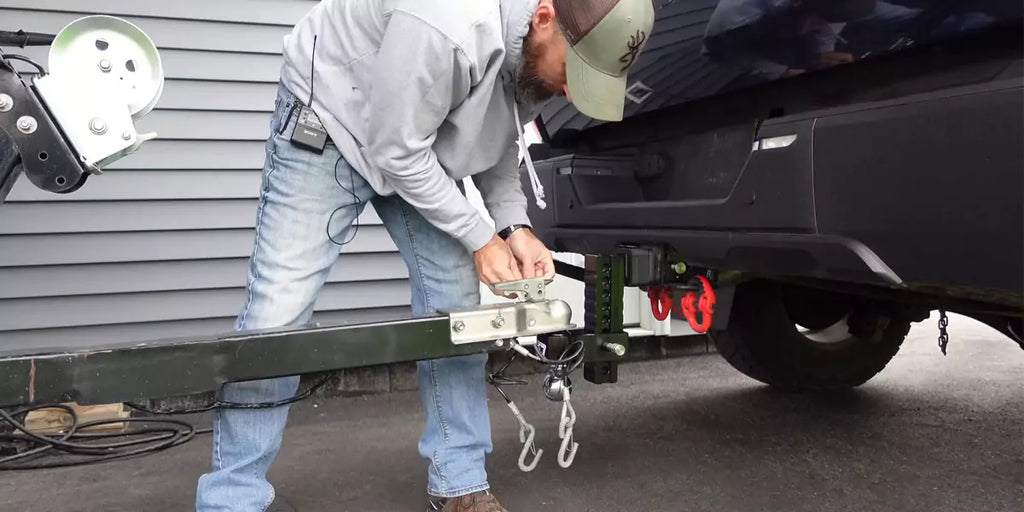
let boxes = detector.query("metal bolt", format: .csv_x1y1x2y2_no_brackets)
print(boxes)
494,339,506,348
89,117,108,135
452,321,466,333
673,262,688,275
0,94,12,112
602,342,627,357
16,116,36,134
98,59,112,72
121,130,133,141
528,319,536,328
491,316,505,329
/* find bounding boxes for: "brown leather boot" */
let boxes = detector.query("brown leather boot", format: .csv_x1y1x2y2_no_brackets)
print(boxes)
428,490,508,512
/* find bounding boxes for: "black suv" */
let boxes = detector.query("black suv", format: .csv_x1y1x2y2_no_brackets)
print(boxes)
523,0,1023,390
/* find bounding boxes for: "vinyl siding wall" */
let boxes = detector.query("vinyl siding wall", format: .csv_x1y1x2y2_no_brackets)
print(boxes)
0,0,417,350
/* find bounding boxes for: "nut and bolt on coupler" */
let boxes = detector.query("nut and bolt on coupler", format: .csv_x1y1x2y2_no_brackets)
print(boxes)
602,342,627,357
494,339,506,348
16,116,37,134
492,316,505,329
0,94,13,112
452,321,466,333
89,117,108,135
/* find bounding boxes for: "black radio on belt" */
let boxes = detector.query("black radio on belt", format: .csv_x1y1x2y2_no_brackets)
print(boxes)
290,105,328,154
290,34,328,154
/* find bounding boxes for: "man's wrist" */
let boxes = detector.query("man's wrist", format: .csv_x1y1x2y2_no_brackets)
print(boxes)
460,215,499,253
498,224,531,240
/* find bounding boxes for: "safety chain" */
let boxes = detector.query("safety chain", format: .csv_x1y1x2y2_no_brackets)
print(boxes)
490,336,585,472
938,309,950,355
557,387,578,468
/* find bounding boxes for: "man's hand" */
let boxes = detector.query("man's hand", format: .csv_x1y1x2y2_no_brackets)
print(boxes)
506,228,555,281
474,234,523,286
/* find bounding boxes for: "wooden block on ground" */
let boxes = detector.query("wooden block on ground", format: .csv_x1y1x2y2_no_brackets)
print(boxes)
21,403,129,435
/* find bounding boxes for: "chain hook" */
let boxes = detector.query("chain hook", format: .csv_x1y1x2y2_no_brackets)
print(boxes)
557,389,578,468
507,400,542,472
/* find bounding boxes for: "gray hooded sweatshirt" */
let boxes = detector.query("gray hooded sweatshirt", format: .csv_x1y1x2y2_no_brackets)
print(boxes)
279,0,547,253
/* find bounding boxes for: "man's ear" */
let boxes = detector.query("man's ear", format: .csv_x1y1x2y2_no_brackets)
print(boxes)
531,0,558,36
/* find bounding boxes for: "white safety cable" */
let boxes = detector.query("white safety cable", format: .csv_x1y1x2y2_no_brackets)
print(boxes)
489,349,543,472
557,387,579,468
511,341,546,362
514,106,547,210
508,399,543,472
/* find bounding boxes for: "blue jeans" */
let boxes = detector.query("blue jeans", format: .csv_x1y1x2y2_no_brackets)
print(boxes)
195,85,492,511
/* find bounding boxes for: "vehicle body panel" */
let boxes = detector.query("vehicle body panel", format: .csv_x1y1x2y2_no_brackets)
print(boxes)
523,3,1023,312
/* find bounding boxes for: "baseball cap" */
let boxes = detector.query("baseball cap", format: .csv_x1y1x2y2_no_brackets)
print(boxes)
555,0,656,122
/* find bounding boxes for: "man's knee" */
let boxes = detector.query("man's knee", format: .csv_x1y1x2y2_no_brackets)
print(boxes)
220,375,301,405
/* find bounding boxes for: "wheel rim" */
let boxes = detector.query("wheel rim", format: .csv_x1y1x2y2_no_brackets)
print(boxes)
796,314,854,345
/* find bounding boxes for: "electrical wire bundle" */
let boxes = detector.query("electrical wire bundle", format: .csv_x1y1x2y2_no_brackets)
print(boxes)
489,334,586,403
0,404,204,470
124,371,338,415
0,372,341,470
514,335,585,380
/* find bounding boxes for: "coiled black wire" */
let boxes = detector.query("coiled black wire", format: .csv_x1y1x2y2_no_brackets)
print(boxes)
487,336,585,403
0,53,46,75
1,372,337,470
0,404,208,470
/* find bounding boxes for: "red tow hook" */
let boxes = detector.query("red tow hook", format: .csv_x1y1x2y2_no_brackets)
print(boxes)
647,286,673,321
681,275,716,333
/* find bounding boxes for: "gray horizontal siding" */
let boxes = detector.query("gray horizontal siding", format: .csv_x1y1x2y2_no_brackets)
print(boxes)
0,8,292,53
109,141,268,169
136,111,274,140
18,46,285,82
0,280,412,332
8,171,264,201
0,254,409,299
3,0,319,26
0,1,416,350
0,200,384,233
0,228,397,267
156,81,280,111
1,307,415,352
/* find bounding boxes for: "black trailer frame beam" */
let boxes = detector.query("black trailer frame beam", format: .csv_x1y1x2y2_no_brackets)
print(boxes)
0,316,495,408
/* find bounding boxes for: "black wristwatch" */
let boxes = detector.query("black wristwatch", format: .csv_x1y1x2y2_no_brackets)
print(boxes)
498,224,531,240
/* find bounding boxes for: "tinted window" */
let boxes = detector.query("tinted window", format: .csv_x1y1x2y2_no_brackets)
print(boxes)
537,0,1023,136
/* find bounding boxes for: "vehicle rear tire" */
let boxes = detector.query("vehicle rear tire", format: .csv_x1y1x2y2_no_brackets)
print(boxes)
713,279,911,391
